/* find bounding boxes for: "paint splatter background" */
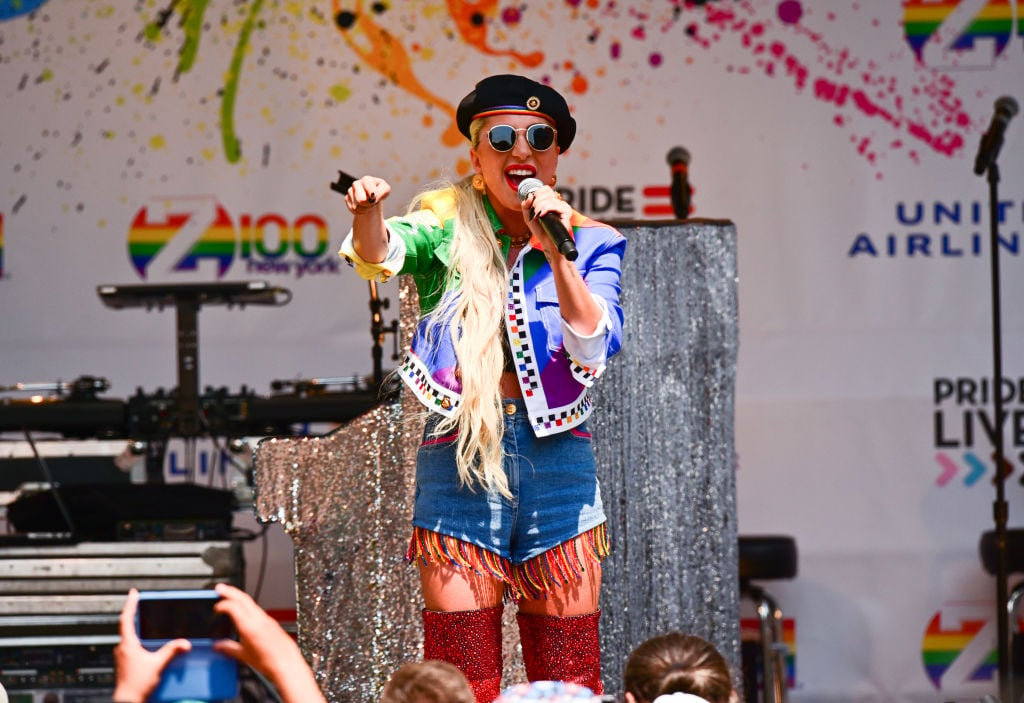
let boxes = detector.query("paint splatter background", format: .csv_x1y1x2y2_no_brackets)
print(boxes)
1,2,1022,701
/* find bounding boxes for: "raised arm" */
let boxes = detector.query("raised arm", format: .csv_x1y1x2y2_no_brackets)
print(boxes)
344,175,392,263
211,583,327,703
520,183,604,335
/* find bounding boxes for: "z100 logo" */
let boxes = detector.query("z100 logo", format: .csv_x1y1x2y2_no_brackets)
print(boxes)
904,0,1024,68
127,196,340,279
922,603,1004,691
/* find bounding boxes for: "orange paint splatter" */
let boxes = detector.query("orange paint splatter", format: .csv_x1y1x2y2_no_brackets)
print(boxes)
446,0,544,67
571,74,588,94
331,0,461,146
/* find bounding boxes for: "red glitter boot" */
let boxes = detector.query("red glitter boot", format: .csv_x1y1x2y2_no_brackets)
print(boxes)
516,609,604,694
423,605,503,703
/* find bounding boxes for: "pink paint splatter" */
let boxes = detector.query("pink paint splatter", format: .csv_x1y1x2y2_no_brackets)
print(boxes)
501,7,522,26
694,2,973,168
777,1,802,25
517,1,973,172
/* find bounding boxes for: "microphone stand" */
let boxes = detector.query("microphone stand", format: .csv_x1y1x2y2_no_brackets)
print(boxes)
982,158,1011,703
368,281,399,389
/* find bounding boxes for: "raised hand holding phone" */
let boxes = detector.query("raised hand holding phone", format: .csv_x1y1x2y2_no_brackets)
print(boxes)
112,588,193,703
212,583,327,703
113,585,326,703
134,589,239,703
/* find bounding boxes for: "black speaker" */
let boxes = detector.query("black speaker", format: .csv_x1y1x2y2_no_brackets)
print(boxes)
7,483,235,541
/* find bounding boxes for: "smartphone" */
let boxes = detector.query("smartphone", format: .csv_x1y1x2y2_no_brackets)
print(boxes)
136,589,239,703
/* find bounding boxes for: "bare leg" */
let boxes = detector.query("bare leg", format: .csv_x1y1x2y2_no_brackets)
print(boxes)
419,561,505,612
516,553,601,616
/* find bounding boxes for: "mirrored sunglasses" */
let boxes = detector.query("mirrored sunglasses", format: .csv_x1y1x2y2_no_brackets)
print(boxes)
486,123,557,152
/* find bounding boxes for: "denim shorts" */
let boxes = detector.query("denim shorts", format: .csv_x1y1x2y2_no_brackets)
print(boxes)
412,398,606,564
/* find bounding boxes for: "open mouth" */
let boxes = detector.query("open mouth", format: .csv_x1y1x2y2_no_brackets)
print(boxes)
504,166,536,191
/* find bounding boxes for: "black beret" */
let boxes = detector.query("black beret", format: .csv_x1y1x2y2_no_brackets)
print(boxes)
456,74,576,152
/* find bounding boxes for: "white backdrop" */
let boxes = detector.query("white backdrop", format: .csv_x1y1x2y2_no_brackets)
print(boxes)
1,2,1023,701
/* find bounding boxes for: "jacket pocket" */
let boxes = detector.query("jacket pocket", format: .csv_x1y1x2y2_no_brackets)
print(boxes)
533,282,563,353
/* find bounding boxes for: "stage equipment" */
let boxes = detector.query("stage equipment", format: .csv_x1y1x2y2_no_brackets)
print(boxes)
0,377,125,440
0,280,392,484
97,281,291,439
974,94,1019,703
666,146,692,219
369,280,401,387
979,529,1024,703
0,539,243,700
6,483,235,542
253,220,740,700
0,376,383,476
974,96,1019,176
0,440,130,493
739,536,798,703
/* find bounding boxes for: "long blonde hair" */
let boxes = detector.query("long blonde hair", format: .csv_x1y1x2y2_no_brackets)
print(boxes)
414,119,511,496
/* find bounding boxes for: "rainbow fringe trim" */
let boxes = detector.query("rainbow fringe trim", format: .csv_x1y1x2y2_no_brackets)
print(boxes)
406,523,610,601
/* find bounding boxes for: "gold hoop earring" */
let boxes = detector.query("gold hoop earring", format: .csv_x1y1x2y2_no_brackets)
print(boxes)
472,174,486,192
550,174,557,186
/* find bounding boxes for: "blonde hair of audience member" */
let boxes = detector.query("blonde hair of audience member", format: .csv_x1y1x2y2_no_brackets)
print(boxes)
380,660,475,703
623,632,737,703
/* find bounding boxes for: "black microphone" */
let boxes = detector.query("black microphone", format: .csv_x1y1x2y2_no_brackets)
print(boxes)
666,146,692,219
517,177,578,261
973,96,1018,176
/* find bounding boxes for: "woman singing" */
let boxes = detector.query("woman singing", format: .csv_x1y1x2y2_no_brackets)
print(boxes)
340,74,626,702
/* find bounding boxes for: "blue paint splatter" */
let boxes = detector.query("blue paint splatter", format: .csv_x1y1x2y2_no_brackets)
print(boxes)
0,0,50,22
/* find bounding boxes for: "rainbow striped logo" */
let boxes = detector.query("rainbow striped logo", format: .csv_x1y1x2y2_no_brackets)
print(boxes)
903,0,1020,65
126,196,335,279
921,605,1001,690
129,200,235,278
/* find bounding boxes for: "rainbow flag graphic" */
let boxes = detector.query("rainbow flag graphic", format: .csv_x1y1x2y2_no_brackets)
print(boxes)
921,612,997,689
128,203,235,278
903,0,1017,62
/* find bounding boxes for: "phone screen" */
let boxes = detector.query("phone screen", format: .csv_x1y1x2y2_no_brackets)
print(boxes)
138,594,235,640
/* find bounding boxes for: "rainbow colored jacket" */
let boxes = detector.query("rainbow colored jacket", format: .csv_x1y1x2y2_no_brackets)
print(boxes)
340,191,626,437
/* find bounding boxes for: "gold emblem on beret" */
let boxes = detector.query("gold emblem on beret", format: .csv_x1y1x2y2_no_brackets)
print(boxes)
526,95,541,110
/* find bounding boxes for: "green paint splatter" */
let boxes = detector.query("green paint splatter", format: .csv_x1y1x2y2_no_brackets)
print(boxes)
221,0,265,163
329,83,352,103
143,21,161,42
177,0,211,74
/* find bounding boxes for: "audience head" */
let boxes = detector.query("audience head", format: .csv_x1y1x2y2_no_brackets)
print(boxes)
381,660,475,703
623,632,735,703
